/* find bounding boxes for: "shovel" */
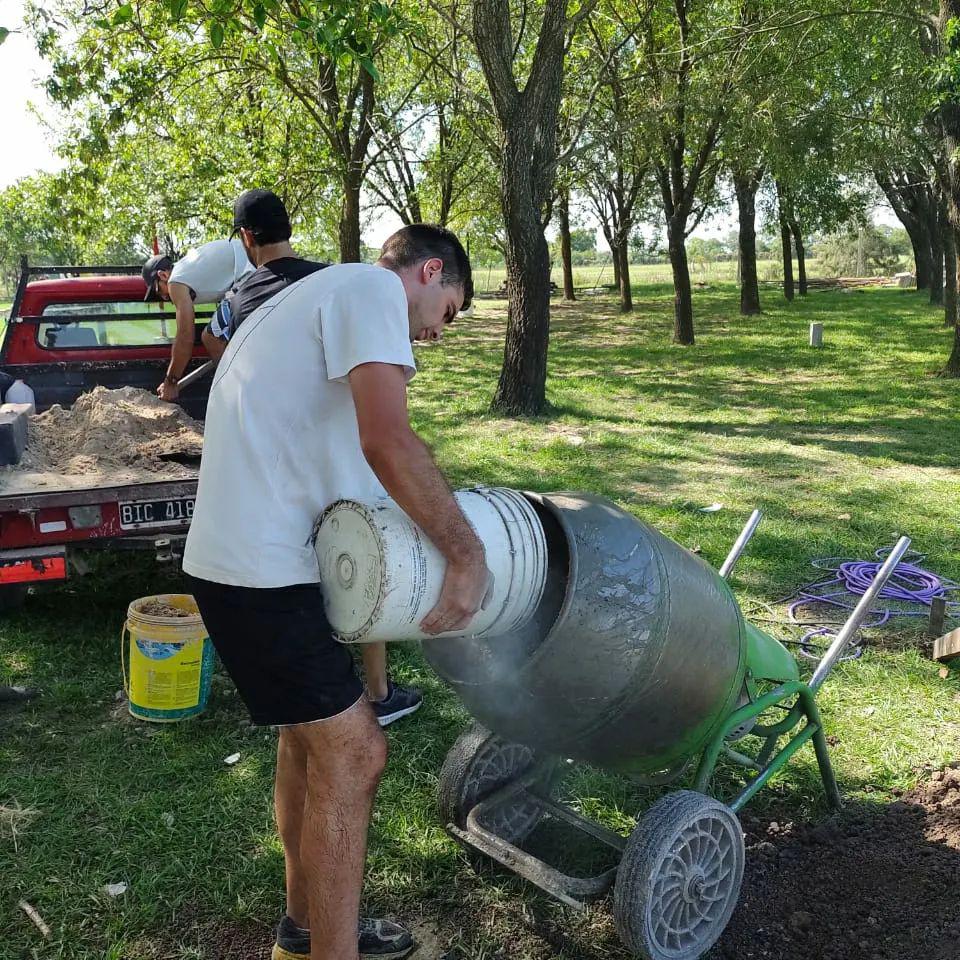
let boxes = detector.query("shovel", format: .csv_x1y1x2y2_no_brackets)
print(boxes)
178,360,215,391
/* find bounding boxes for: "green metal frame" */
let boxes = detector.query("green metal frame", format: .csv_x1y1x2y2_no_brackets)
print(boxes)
692,680,841,812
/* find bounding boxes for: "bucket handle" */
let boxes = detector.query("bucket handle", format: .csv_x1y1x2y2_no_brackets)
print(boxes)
120,623,130,697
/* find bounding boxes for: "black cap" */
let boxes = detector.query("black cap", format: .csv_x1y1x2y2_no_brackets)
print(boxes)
142,254,174,301
231,188,291,242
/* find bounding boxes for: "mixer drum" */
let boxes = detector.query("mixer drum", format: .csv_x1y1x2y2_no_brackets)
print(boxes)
422,492,747,776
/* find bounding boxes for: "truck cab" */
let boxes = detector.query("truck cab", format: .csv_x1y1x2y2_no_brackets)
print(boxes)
0,258,214,604
2,257,213,419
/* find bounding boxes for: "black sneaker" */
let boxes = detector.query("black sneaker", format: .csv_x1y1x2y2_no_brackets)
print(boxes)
358,917,414,957
272,915,310,960
370,682,423,727
271,915,414,960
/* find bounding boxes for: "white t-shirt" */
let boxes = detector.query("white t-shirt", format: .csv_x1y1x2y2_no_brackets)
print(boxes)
169,238,253,304
182,263,416,588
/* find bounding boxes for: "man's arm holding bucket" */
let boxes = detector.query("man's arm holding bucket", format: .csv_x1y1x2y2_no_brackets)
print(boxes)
350,361,491,635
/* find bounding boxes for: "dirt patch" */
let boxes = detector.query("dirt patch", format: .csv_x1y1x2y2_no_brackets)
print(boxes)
2,385,202,484
714,769,960,960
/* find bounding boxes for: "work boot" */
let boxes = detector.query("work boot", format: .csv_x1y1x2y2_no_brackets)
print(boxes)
272,914,414,959
369,682,423,727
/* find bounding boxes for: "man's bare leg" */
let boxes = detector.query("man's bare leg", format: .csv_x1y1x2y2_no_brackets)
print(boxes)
361,642,389,702
288,696,387,960
275,727,310,928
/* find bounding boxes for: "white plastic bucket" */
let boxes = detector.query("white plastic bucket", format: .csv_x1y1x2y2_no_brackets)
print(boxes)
315,487,547,643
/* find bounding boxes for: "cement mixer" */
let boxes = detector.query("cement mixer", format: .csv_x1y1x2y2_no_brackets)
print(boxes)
317,489,911,960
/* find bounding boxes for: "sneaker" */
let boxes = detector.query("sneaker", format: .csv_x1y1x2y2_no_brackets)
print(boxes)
369,682,423,727
271,914,414,960
358,917,415,957
272,915,310,960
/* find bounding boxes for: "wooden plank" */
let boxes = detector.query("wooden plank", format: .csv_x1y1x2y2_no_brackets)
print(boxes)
933,626,960,663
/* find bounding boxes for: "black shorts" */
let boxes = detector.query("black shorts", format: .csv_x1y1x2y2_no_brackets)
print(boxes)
185,574,364,726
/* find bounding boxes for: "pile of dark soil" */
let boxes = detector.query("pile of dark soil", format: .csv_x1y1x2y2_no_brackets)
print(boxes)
713,768,960,960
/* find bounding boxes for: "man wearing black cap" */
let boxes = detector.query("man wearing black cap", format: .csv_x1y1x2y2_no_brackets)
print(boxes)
202,189,327,361
143,233,253,402
206,190,425,729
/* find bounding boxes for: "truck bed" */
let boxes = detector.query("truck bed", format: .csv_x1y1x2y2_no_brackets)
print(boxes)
0,466,199,504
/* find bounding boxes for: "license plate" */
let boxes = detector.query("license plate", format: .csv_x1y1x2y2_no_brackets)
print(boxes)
119,497,195,530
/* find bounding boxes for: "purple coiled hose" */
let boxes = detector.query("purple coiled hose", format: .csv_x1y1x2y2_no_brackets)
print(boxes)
777,548,960,660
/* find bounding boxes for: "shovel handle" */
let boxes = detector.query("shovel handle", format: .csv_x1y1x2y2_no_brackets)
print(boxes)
178,360,215,390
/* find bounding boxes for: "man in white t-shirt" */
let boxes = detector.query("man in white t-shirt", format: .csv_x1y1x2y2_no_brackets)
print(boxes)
142,236,253,402
182,224,490,960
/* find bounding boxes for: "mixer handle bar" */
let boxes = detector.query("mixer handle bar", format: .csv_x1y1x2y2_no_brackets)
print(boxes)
808,536,912,692
718,509,763,580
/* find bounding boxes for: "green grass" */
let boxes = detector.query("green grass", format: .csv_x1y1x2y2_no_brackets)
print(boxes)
1,282,959,958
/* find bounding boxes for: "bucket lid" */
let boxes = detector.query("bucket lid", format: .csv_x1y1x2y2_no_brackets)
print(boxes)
315,502,385,640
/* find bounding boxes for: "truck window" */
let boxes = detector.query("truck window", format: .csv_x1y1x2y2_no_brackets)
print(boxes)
37,302,214,349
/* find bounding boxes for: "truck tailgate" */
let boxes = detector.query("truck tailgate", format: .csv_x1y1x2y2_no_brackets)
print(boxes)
0,475,199,548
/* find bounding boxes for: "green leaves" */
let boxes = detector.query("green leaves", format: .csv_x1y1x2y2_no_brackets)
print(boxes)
168,0,189,21
0,27,11,48
209,21,225,48
112,4,134,26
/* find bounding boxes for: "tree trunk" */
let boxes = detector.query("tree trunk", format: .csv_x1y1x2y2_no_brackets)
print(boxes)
474,0,568,414
876,172,934,290
946,227,960,373
339,171,363,262
667,217,694,344
616,234,633,312
558,189,575,301
733,169,761,315
791,220,807,295
944,221,957,326
935,0,960,371
778,216,794,302
610,241,622,292
930,208,945,306
491,134,553,415
909,226,933,290
940,207,957,327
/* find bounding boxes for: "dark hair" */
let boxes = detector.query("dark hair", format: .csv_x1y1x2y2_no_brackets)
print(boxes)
379,224,473,311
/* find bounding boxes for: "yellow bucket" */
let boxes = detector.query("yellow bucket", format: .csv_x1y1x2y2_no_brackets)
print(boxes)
121,594,214,722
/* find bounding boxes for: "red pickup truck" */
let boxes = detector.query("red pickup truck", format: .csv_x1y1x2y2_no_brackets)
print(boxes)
0,258,213,608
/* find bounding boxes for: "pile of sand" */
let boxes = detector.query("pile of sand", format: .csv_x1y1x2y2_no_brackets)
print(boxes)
6,386,204,481
137,598,195,618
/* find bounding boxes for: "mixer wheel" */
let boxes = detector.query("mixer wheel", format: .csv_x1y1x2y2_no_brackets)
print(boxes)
614,791,744,960
438,724,552,846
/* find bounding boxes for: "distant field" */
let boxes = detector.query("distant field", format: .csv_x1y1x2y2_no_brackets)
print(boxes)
473,257,825,293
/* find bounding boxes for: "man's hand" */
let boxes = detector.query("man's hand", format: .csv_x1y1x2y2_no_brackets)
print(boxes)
420,558,494,636
157,379,180,402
